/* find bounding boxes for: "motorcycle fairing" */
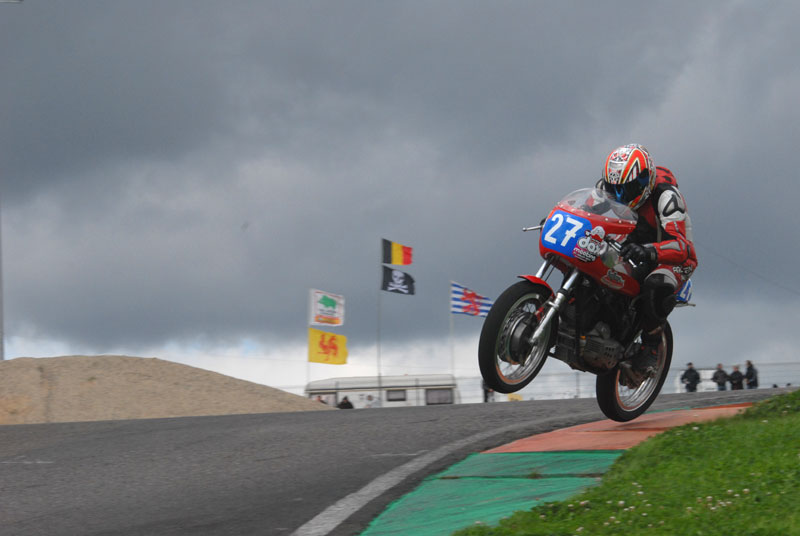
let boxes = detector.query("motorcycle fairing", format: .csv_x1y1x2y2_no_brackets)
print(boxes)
676,278,693,305
539,189,641,297
540,209,592,258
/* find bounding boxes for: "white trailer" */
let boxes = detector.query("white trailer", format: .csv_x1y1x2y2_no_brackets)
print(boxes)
305,374,460,409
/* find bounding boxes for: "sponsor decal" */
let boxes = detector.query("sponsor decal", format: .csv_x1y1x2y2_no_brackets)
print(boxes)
672,265,694,277
601,269,625,290
572,225,608,262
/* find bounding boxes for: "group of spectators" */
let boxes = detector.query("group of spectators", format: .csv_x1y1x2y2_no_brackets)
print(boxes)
680,361,758,392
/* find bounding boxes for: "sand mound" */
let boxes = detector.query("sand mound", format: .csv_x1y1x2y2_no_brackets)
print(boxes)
0,355,333,425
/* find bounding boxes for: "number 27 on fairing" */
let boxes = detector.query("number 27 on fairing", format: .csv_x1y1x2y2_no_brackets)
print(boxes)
541,211,590,255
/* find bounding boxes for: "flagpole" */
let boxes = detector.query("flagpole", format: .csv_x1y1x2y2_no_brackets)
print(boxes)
306,351,311,393
306,289,311,393
449,281,455,379
377,261,383,403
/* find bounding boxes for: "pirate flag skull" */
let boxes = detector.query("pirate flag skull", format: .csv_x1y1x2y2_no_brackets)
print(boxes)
381,266,416,295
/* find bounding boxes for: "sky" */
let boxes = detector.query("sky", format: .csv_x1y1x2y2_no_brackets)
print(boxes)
1,1,798,396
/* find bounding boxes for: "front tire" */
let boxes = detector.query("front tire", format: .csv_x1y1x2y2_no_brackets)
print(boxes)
478,280,555,394
596,322,673,422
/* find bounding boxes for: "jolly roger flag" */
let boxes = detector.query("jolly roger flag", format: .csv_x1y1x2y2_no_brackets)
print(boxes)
381,265,415,295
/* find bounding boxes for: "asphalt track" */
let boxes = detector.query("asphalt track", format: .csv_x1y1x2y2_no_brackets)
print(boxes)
0,389,786,536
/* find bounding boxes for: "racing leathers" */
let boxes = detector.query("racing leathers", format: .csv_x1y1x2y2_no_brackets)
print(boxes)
621,166,698,348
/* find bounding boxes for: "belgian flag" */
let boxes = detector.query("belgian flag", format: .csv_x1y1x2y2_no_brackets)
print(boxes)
382,238,413,265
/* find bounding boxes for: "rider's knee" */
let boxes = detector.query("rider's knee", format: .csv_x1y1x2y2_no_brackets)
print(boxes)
644,269,678,292
642,269,678,322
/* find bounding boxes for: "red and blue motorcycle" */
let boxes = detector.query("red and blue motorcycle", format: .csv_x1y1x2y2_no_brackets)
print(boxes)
478,188,692,421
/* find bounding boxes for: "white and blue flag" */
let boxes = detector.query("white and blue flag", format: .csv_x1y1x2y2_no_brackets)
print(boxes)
450,281,494,317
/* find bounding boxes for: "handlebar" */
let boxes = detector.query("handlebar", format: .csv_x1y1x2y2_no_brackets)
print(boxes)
604,236,622,252
604,236,640,269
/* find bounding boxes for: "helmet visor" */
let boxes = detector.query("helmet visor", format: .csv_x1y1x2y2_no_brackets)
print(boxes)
603,172,649,205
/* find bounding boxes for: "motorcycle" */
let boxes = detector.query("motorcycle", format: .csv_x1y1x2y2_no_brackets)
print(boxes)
478,188,693,422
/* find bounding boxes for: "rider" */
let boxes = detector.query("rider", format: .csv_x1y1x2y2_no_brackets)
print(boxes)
599,144,698,372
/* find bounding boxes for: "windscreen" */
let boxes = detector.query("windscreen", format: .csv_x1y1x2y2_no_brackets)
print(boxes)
556,188,638,223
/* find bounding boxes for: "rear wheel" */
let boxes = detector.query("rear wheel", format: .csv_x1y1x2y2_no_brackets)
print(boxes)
478,280,555,393
596,322,673,422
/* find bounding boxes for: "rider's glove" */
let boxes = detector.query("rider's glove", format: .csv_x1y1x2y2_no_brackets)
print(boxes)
620,243,657,264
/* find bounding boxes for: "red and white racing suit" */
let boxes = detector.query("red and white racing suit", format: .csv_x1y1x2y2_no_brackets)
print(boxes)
626,166,698,332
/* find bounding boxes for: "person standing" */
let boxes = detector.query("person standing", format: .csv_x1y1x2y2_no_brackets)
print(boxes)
337,396,354,409
680,362,701,392
365,394,381,408
712,364,729,391
482,380,494,403
729,365,745,390
745,360,759,389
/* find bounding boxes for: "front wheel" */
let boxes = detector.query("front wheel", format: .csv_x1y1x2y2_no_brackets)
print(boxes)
596,323,673,422
478,280,555,394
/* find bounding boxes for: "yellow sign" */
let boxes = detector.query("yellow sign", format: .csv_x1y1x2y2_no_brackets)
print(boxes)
308,328,348,365
507,393,523,402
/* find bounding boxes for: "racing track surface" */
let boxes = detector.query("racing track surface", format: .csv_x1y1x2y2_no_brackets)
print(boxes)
0,389,785,536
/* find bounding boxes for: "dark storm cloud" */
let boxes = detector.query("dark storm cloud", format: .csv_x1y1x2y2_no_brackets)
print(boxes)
0,1,797,356
649,1,800,301
0,3,238,200
226,1,708,169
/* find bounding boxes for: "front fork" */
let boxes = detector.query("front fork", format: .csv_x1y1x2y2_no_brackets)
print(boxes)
529,265,580,346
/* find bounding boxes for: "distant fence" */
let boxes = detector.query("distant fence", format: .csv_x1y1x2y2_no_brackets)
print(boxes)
451,362,800,405
282,362,800,405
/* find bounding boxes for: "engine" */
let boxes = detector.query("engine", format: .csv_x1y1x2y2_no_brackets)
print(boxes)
552,281,636,373
554,321,623,373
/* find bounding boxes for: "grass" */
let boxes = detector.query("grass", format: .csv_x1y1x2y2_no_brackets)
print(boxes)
453,390,800,536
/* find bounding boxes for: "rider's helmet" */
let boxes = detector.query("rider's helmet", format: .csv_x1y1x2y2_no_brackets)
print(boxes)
601,144,656,210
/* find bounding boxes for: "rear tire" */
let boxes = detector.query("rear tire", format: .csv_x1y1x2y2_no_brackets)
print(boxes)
596,322,673,422
478,280,555,394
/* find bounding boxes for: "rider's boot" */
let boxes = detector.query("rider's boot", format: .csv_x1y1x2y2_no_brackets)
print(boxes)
633,326,662,374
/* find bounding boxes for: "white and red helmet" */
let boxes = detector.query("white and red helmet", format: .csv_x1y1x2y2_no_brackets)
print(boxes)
601,144,656,209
